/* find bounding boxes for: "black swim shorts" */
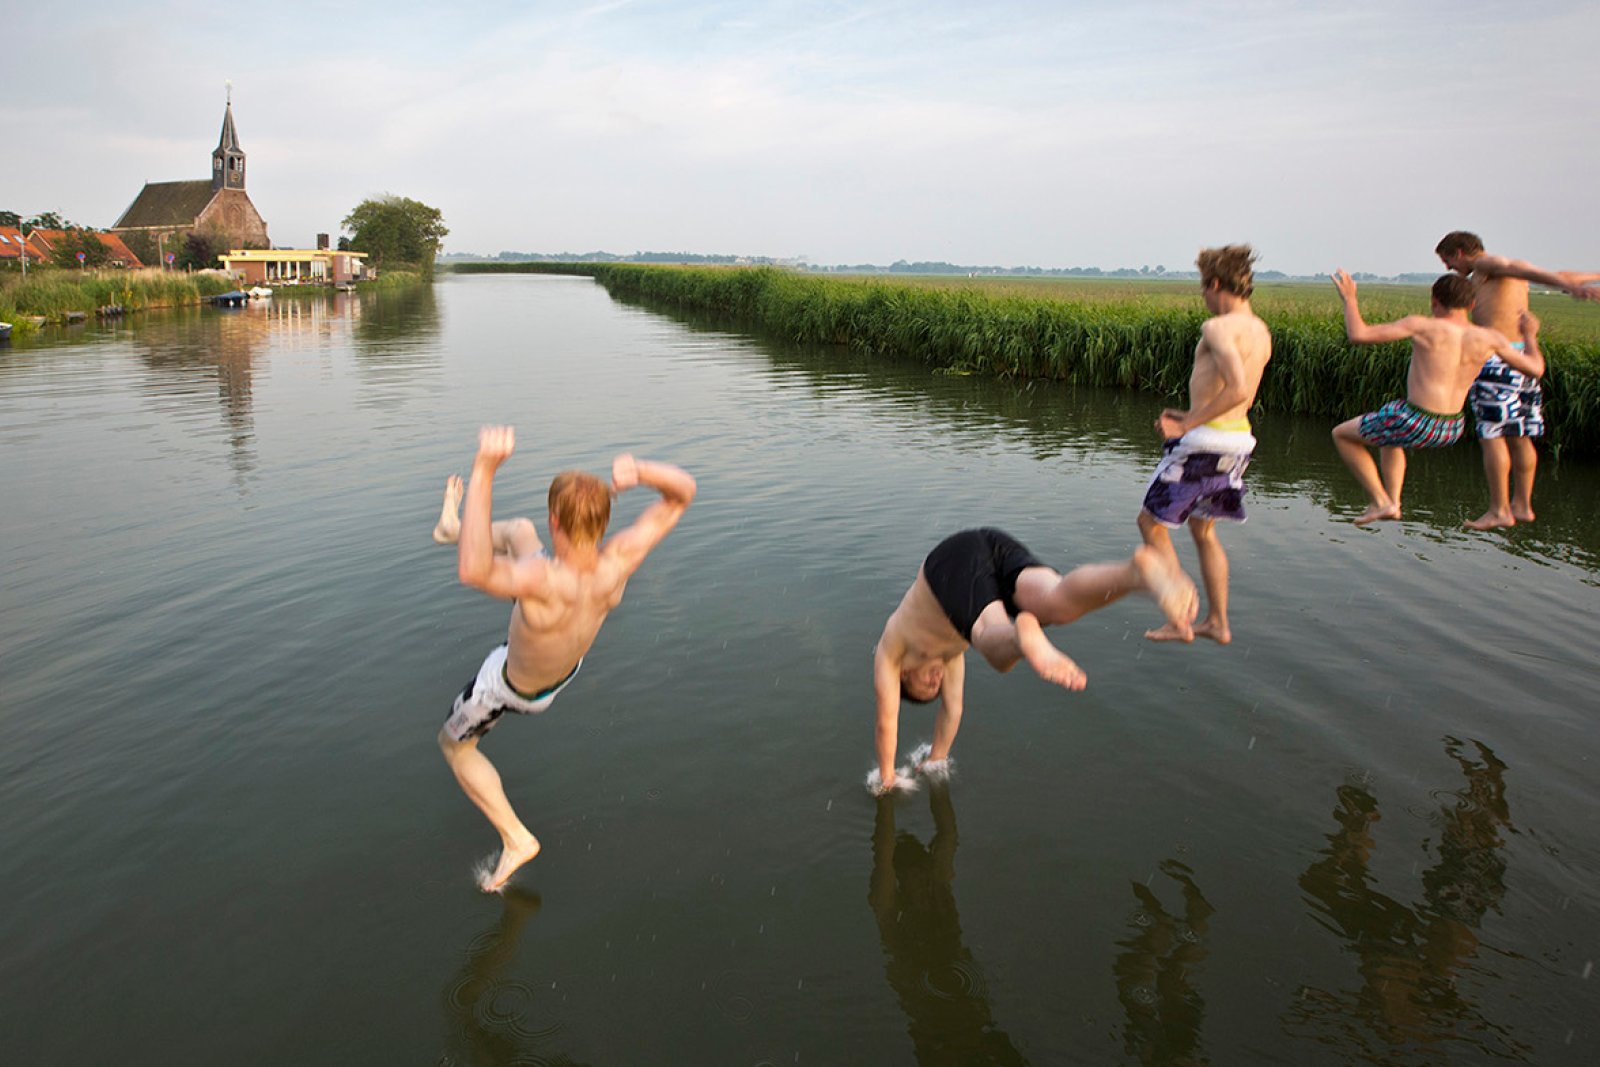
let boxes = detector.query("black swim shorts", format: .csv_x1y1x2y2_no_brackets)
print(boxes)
921,528,1046,641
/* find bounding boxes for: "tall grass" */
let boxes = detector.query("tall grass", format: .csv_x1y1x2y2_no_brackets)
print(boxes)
564,264,1600,459
0,269,236,334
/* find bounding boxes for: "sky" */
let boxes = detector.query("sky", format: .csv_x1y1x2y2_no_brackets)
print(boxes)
4,0,1598,276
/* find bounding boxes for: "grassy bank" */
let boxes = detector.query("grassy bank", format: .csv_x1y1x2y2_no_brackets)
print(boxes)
0,269,237,335
452,262,1600,459
0,268,428,332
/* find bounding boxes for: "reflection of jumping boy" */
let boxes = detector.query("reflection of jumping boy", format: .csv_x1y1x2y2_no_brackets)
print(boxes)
1330,271,1543,526
432,426,696,891
1436,231,1600,529
871,528,1195,794
1137,245,1272,645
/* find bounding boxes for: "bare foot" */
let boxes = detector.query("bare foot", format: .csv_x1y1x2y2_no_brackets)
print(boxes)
1132,545,1197,642
1353,502,1400,526
1511,505,1535,524
432,474,463,544
1144,621,1192,643
1463,509,1514,531
480,835,541,893
1191,617,1231,645
1017,613,1087,690
1025,641,1087,690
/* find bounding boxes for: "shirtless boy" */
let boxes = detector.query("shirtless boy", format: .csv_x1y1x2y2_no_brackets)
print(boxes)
1331,270,1543,526
1436,231,1600,529
1137,244,1272,645
871,528,1196,794
432,426,696,890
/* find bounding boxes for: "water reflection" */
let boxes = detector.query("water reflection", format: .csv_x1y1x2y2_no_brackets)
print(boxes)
440,888,592,1067
868,784,1028,1066
1284,738,1529,1063
1113,860,1214,1066
617,296,1600,572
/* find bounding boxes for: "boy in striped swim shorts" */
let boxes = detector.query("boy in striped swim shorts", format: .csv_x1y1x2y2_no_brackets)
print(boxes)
1330,271,1544,526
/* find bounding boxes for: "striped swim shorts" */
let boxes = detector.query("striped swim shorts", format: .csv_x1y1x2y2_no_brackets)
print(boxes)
1357,399,1465,450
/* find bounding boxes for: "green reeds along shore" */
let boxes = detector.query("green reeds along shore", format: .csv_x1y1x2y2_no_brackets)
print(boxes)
457,263,1600,460
0,268,424,334
0,269,237,334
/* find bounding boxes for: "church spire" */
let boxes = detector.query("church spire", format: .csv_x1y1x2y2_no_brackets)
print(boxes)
212,83,246,192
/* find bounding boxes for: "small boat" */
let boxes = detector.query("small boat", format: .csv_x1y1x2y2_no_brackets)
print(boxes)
97,305,126,318
247,286,273,299
0,322,11,342
210,290,249,307
64,310,88,324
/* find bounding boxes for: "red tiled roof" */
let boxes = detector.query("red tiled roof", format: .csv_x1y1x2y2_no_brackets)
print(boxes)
96,232,144,267
0,226,32,261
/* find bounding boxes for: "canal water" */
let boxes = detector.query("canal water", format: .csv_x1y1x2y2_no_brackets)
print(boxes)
2,274,1597,1066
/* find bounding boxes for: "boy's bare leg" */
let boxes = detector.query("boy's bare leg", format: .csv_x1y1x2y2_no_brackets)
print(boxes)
1016,547,1196,640
438,729,542,892
969,606,1086,690
1332,420,1399,525
1380,446,1407,515
1508,436,1537,523
1465,439,1515,530
1137,511,1205,643
1182,518,1232,645
432,476,543,556
432,474,465,543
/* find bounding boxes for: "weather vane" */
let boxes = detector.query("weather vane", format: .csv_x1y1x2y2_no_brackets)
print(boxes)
226,79,232,105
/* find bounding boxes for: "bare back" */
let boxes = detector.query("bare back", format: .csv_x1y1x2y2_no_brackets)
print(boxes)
1190,310,1272,424
1470,273,1529,336
1402,318,1507,413
505,549,632,690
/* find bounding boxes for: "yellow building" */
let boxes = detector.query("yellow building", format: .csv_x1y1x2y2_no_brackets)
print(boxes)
219,248,369,285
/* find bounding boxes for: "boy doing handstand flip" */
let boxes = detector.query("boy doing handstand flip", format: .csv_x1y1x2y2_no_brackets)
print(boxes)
1330,271,1543,526
871,529,1196,794
432,426,696,891
1137,244,1272,645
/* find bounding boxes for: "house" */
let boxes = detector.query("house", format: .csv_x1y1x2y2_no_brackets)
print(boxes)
0,226,33,266
111,90,270,258
219,242,368,285
26,229,146,268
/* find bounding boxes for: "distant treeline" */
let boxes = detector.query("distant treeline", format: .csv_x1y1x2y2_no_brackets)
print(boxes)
453,262,1600,458
442,254,1441,284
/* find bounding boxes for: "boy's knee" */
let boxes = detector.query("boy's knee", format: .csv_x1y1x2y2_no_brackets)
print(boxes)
437,727,468,757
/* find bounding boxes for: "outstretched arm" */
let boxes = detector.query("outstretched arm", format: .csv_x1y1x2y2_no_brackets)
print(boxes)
874,642,905,790
926,653,965,765
1477,255,1597,300
1333,269,1419,344
457,426,549,600
601,454,697,575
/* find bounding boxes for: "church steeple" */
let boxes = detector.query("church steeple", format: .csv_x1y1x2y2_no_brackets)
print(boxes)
211,83,246,192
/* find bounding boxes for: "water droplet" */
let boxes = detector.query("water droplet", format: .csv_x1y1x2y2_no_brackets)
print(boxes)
1248,736,1256,750
1583,960,1594,980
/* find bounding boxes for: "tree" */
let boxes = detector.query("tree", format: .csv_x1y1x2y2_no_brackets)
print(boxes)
342,194,448,276
176,228,229,271
50,228,111,268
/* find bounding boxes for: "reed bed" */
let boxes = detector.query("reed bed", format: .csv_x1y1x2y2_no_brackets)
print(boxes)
0,269,236,334
547,264,1597,459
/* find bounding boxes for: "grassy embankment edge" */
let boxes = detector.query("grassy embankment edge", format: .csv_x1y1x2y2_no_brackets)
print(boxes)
0,268,426,336
449,261,1600,459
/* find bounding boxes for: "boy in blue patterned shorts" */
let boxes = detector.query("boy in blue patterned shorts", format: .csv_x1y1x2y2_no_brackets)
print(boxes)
1331,271,1544,526
1435,231,1595,529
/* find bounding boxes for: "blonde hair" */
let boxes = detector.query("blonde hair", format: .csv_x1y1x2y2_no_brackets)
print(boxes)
548,470,611,546
1197,245,1257,298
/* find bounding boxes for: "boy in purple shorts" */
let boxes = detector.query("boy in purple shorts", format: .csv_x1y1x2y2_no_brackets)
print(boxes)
1331,271,1543,526
1137,245,1272,645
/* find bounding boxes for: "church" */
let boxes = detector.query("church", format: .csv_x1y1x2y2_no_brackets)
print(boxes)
111,92,270,262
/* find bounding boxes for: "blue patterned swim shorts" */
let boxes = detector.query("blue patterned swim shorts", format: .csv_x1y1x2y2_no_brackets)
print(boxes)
1357,399,1464,449
1470,353,1544,439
